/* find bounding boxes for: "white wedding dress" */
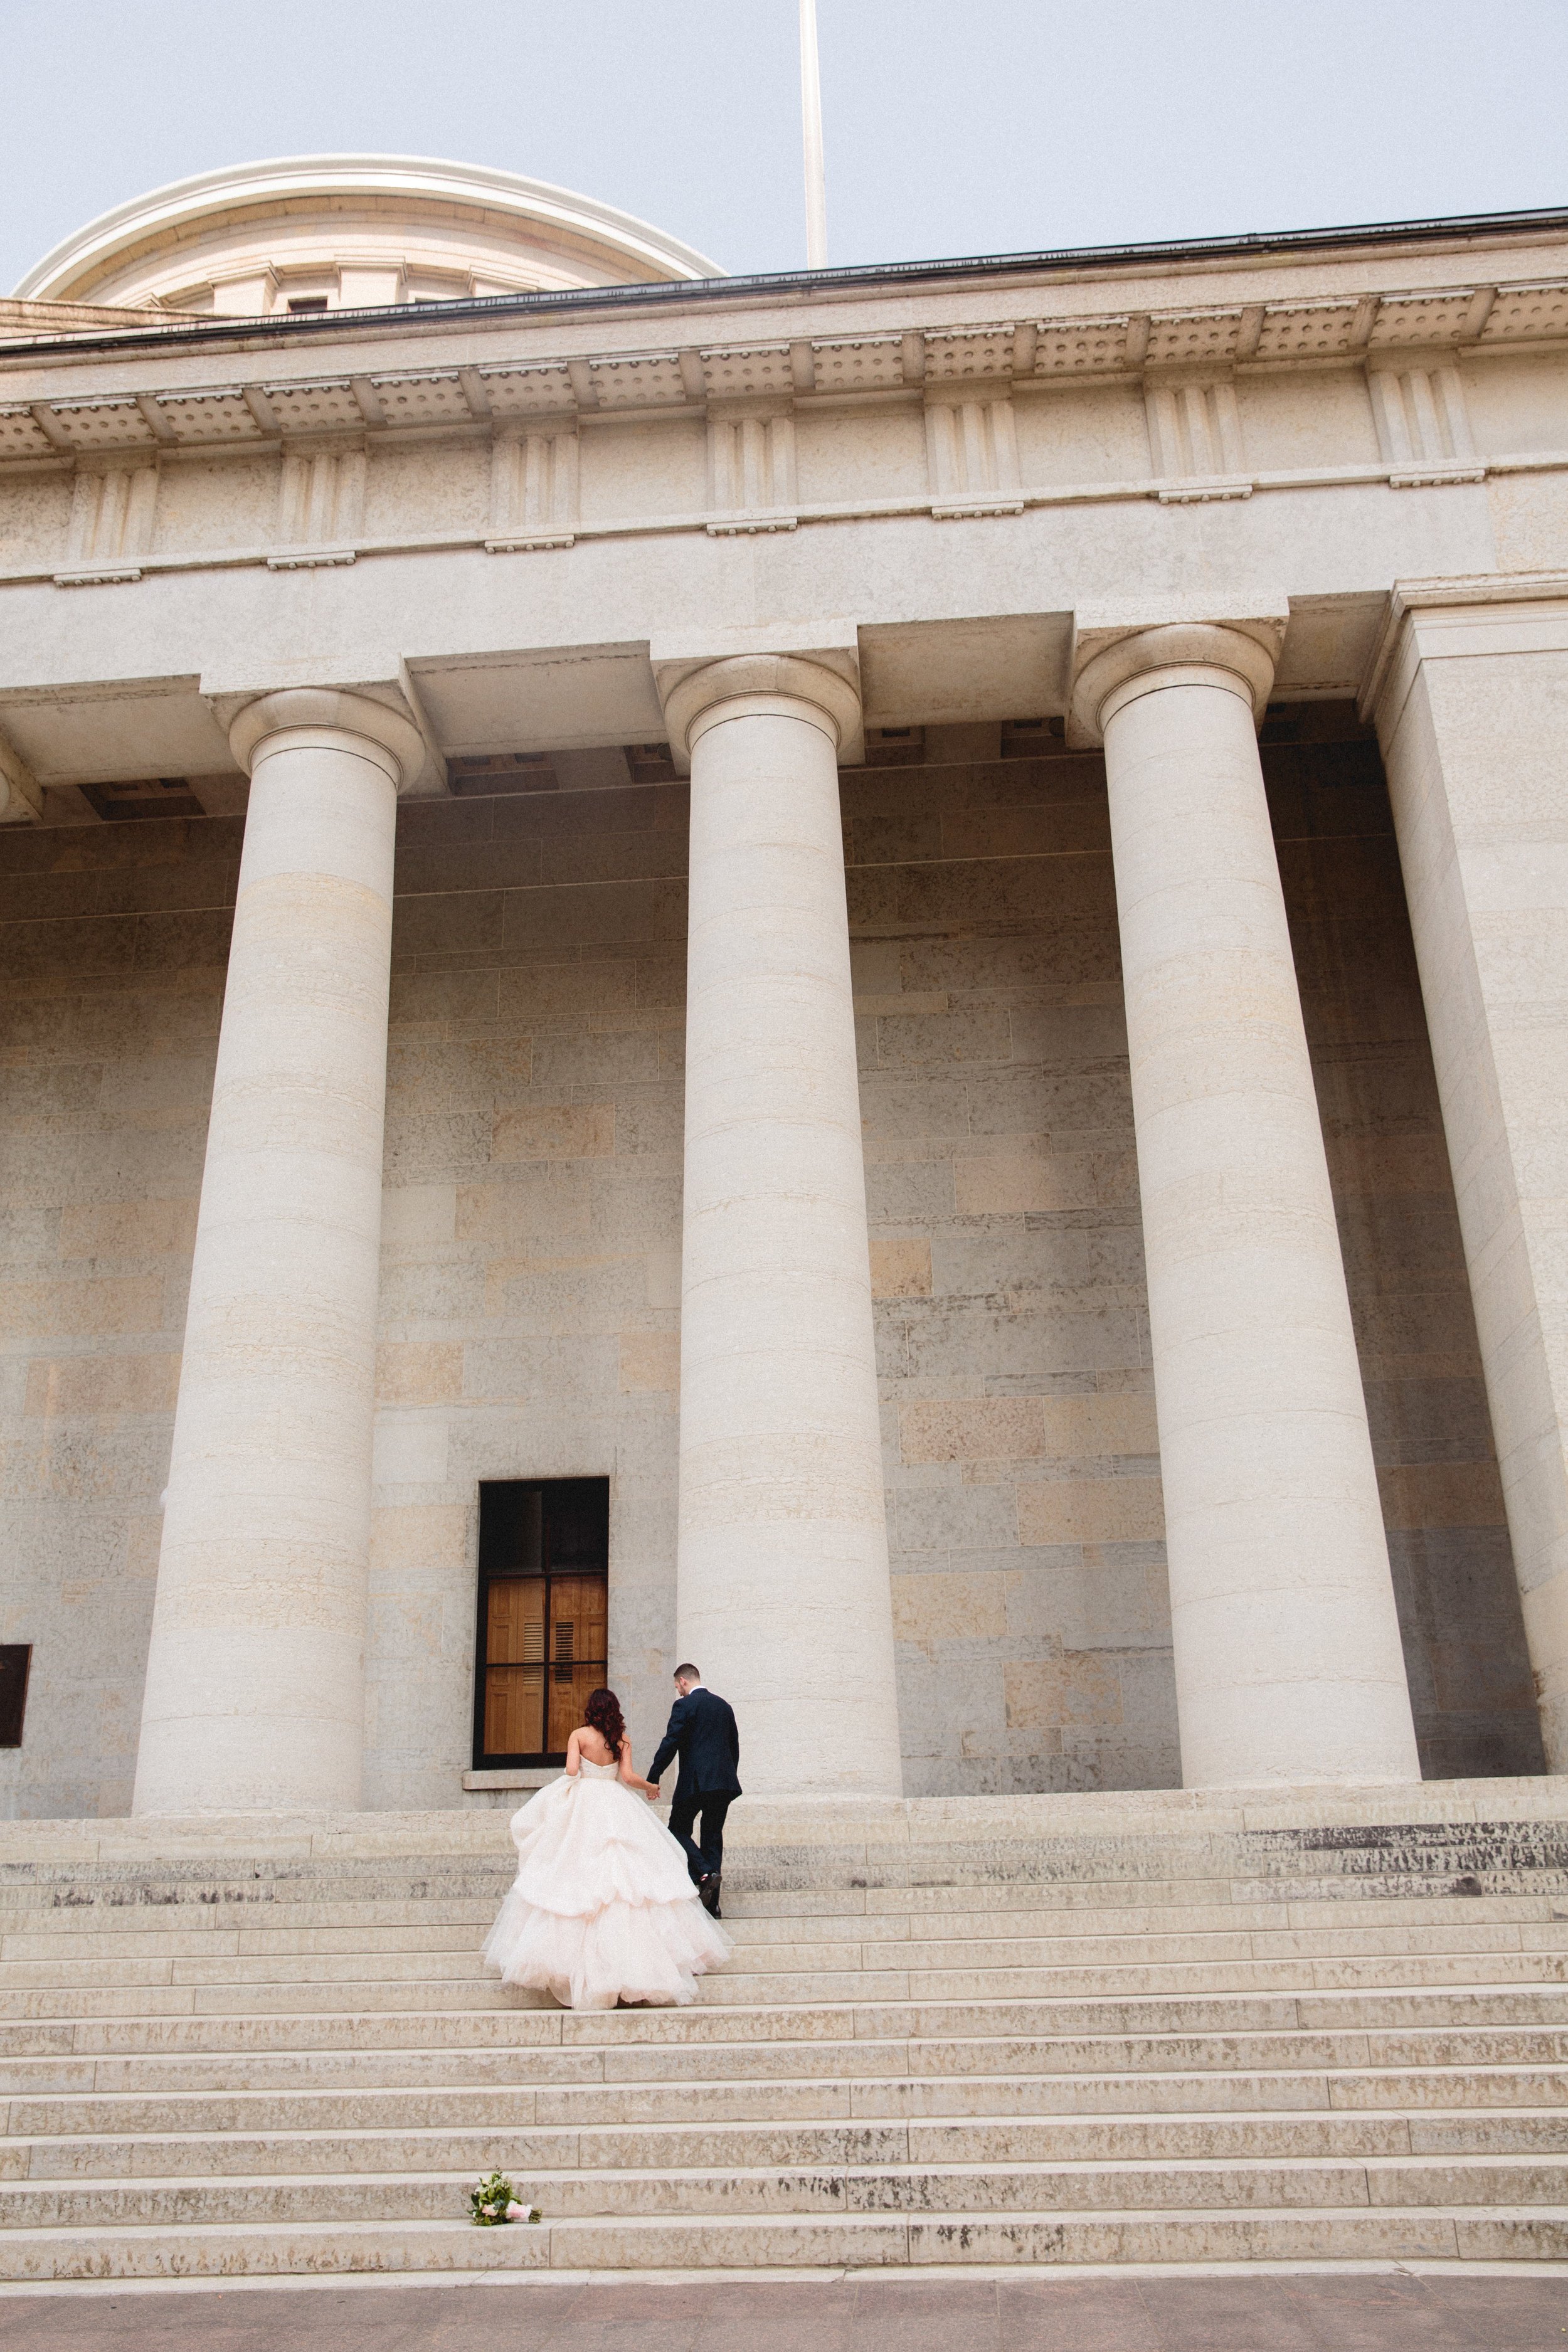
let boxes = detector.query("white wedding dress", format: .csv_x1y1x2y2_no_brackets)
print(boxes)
482,1758,732,2010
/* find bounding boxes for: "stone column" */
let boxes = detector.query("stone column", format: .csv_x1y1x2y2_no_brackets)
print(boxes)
1073,624,1419,1788
132,689,424,1814
659,654,903,1798
1367,582,1568,1768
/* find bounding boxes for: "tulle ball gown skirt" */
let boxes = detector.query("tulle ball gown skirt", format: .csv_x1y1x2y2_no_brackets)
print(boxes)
482,1762,732,2011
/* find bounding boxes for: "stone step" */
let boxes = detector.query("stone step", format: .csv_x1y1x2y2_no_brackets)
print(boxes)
6,2058,1566,2118
8,1944,1568,2008
5,1862,1556,1896
0,2201,1564,2280
0,1984,556,2021
9,2063,1568,2140
744,1898,1568,1937
6,2153,1568,2230
7,2026,1568,2095
10,1912,1568,1970
7,1891,1562,1948
6,1891,1560,1947
731,1882,1568,1920
6,1981,1568,2050
9,2104,1567,2187
0,1904,504,1939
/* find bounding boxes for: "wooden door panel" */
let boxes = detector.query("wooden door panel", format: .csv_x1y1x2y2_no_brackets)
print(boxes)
548,1663,607,1756
487,1577,545,1666
484,1663,544,1757
549,1575,607,1658
544,1575,608,1756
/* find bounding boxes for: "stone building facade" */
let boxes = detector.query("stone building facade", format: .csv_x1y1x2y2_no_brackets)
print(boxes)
1,160,1564,1820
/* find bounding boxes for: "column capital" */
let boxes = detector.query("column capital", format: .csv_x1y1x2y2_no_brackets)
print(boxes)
226,688,428,795
652,637,862,770
1069,618,1283,748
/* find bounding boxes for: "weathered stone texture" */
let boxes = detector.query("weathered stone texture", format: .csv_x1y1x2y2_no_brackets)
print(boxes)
1266,708,1544,1781
852,716,1536,1796
844,738,1177,1798
0,814,238,1818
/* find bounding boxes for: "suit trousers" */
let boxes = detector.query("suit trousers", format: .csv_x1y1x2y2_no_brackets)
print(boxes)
668,1787,732,1884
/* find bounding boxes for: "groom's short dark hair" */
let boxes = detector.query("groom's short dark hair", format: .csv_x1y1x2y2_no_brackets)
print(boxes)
674,1663,699,1682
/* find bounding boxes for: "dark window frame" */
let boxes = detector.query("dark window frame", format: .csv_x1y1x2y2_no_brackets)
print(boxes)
472,1479,609,1769
0,1646,32,1748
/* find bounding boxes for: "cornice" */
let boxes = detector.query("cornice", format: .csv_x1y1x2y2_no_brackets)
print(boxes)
4,274,1567,459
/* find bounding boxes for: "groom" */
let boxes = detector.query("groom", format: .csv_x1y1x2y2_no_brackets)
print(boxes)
648,1664,740,1919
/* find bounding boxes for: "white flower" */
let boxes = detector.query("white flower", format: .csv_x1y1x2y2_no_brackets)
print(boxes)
505,2203,525,2220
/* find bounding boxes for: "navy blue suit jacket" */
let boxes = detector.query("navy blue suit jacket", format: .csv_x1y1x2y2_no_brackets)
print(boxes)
649,1688,741,1799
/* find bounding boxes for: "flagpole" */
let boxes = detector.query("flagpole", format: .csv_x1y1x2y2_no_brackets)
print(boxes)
799,0,828,269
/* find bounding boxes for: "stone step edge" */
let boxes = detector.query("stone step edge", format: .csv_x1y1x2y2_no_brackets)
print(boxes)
16,2023,1568,2048
14,2052,1567,2083
12,1979,1568,2022
12,1985,1568,2023
9,1989,1568,2035
1,2221,1564,2282
0,2205,1565,2252
3,2201,1567,2227
8,2151,1568,2189
12,2053,1568,2085
21,1927,1568,1962
8,2004,1568,2039
8,1883,1565,1902
7,2265,1568,2297
11,2075,1568,2126
11,1901,1564,1935
11,2097,1566,2143
11,2117,1567,2168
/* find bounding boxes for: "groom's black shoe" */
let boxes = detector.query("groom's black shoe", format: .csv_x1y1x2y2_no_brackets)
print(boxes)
699,1873,722,1920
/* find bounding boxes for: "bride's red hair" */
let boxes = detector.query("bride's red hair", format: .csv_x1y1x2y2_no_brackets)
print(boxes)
584,1687,626,1762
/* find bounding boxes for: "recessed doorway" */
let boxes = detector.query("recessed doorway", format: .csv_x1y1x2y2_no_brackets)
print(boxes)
472,1479,608,1768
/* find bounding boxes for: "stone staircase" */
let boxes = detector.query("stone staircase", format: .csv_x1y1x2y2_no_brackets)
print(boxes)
2,1784,1567,2284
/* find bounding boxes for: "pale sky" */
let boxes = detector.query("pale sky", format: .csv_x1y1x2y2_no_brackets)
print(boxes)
3,0,1565,294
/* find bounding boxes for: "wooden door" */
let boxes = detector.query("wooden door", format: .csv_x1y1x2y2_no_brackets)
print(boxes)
546,1574,609,1754
482,1577,545,1758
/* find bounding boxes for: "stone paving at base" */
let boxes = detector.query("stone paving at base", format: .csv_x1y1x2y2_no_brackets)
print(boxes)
2,2277,1566,2351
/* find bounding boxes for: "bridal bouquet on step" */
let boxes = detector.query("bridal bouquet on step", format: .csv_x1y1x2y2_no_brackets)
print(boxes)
469,2170,541,2226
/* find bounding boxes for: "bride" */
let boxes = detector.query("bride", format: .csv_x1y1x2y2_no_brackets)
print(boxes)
482,1687,731,2011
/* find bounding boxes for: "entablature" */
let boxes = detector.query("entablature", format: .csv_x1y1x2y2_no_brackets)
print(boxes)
0,250,1560,570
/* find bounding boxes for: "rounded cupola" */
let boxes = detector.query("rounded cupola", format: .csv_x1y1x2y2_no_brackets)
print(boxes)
13,153,722,317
